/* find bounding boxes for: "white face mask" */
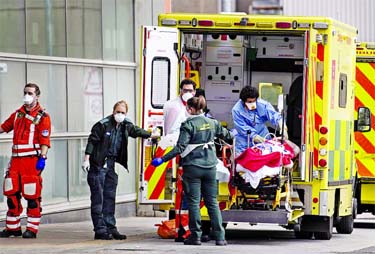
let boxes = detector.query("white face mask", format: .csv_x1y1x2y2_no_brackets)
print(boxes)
246,102,257,110
182,92,193,102
23,94,34,105
114,113,126,123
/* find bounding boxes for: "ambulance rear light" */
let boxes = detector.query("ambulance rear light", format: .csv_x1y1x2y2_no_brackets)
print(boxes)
198,20,214,27
366,43,375,49
313,22,329,29
313,197,319,203
161,19,177,26
319,126,328,134
319,137,327,146
319,159,327,167
179,20,191,26
276,22,292,29
256,22,273,28
319,148,327,156
215,21,232,27
298,23,311,28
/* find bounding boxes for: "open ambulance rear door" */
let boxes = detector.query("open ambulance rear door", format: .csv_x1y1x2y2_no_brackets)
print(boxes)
355,43,375,214
138,26,179,204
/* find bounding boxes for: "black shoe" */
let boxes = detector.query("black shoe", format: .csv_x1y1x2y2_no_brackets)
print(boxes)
110,230,127,240
201,234,211,242
216,240,227,246
184,237,201,245
0,229,22,238
174,237,184,242
22,230,37,239
94,232,113,240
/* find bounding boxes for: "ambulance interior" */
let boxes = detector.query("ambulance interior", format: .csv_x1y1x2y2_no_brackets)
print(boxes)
180,32,305,148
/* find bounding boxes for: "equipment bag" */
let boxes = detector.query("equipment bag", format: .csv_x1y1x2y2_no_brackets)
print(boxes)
155,219,176,239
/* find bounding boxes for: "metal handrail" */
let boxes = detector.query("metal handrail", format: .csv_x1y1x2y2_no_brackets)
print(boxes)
0,132,90,142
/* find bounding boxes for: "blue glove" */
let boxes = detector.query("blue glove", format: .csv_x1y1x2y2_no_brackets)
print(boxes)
151,158,164,167
36,156,46,171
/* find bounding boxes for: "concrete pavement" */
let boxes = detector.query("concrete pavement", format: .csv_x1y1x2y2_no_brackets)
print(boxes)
0,216,168,253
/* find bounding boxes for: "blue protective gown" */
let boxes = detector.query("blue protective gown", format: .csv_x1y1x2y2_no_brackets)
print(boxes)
232,98,282,155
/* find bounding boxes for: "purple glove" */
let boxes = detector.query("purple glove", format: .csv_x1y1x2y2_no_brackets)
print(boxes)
151,158,164,167
36,156,46,171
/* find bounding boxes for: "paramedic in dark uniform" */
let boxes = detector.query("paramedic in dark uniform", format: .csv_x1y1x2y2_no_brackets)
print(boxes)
152,96,232,246
0,83,51,239
82,100,159,240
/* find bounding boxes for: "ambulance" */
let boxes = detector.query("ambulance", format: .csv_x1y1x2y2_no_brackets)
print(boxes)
137,13,371,240
354,42,375,216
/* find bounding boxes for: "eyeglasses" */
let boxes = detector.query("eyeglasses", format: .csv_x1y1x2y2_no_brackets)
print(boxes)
115,111,126,114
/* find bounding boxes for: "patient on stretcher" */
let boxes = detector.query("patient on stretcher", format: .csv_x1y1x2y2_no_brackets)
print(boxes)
235,139,299,189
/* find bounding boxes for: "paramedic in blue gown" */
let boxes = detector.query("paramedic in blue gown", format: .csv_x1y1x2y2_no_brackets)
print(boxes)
232,86,288,156
152,96,233,246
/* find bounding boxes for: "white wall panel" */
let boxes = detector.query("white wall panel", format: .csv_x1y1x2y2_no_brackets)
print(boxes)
283,0,375,42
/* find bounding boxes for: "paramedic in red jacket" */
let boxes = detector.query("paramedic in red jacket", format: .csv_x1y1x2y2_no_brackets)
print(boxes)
0,83,51,239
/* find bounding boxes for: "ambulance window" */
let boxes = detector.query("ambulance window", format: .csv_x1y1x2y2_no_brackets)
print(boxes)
151,57,170,109
338,73,347,108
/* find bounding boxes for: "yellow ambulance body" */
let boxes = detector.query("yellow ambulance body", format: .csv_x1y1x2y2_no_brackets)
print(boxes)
354,42,375,215
137,13,371,240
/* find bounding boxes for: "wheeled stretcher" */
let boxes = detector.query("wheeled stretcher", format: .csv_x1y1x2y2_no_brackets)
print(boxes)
229,138,298,211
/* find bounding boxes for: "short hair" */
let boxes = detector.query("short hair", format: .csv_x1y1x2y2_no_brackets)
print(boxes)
187,95,206,112
240,86,259,102
113,100,128,113
180,79,197,90
25,83,40,96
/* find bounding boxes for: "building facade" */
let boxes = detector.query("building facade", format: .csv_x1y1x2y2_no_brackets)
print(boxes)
0,0,167,222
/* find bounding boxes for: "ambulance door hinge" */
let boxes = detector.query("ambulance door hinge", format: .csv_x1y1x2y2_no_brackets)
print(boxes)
142,48,147,57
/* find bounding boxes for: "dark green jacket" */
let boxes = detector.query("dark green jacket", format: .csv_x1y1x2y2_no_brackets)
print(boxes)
85,115,150,170
162,115,232,168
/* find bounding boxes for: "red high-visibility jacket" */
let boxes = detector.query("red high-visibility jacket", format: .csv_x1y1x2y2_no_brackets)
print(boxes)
1,103,51,157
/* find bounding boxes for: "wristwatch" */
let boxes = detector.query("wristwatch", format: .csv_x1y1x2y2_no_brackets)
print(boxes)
40,154,47,159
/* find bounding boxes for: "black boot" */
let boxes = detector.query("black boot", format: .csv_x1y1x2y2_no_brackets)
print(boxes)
0,229,22,238
183,237,201,245
94,232,113,240
22,230,37,239
110,230,127,240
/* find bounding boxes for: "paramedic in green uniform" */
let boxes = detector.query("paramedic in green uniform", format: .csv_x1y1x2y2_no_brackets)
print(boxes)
151,96,233,246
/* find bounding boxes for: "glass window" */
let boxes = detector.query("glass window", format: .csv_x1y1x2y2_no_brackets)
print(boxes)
151,57,170,109
102,0,134,61
0,0,25,54
116,0,134,62
0,61,26,122
67,66,103,132
26,0,66,57
67,0,102,59
102,0,116,60
68,138,90,200
338,73,347,108
42,140,68,204
27,63,67,132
